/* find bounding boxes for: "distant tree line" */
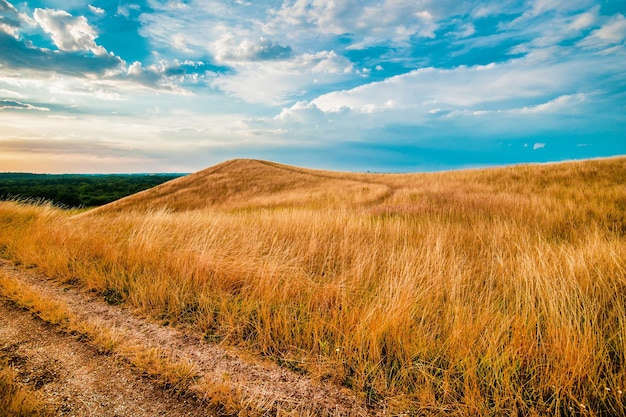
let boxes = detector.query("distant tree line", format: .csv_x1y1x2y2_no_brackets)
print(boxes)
0,173,185,208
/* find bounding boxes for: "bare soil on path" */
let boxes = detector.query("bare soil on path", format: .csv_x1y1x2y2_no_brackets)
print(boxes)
0,300,211,417
0,260,370,416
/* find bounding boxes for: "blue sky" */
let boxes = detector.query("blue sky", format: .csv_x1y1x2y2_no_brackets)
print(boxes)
0,0,625,173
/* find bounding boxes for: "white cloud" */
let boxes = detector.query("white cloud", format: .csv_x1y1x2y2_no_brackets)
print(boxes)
500,5,609,55
455,22,476,38
471,0,522,18
0,0,35,37
266,47,620,143
0,0,19,36
88,4,105,15
33,8,108,55
213,36,292,62
0,88,26,99
0,99,49,111
519,93,586,114
2,0,625,173
213,50,353,104
266,0,450,47
576,13,626,53
307,58,580,114
569,7,599,30
589,14,626,43
127,61,143,76
138,3,296,67
116,4,140,18
530,0,593,15
274,100,328,124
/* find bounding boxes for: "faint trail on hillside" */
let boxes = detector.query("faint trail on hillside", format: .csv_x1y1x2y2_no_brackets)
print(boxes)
0,260,371,416
256,159,396,206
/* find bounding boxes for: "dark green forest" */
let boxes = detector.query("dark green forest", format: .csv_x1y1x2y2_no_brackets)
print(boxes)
0,173,186,208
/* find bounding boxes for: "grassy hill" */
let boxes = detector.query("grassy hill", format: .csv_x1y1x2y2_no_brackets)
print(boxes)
91,159,391,212
1,157,625,415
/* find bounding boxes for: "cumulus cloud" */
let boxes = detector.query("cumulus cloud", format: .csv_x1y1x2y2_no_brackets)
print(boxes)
0,3,212,94
0,0,34,37
1,2,124,77
0,0,18,35
266,0,470,47
274,100,329,124
122,59,221,92
0,31,124,75
33,8,108,55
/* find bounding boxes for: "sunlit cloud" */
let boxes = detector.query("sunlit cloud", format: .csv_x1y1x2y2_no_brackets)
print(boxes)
33,8,107,55
0,0,624,172
88,5,105,16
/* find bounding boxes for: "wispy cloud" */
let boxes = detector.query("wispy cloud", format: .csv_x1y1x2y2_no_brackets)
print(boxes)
0,99,49,111
88,5,105,16
578,13,626,49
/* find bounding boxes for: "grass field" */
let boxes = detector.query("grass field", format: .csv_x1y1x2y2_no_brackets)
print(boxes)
1,157,625,415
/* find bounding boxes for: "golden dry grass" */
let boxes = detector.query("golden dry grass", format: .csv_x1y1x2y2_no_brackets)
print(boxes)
0,363,53,417
1,157,625,415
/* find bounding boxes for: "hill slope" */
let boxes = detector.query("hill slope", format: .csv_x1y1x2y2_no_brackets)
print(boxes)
92,159,390,213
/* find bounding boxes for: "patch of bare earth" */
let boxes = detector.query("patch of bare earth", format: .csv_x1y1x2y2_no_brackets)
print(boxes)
0,301,210,416
0,260,371,416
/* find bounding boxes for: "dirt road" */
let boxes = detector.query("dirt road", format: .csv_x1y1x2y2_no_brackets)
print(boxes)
0,260,369,416
0,300,212,416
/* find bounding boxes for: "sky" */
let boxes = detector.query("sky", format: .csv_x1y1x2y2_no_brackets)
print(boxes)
0,0,625,173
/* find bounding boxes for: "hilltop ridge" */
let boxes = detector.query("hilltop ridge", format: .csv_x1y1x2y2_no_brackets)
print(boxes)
90,159,391,213
88,156,626,215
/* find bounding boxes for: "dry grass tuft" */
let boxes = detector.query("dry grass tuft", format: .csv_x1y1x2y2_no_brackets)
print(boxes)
1,157,626,414
0,362,54,417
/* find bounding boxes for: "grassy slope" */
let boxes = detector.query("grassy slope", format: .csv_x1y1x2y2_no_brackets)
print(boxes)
1,157,625,415
89,159,391,212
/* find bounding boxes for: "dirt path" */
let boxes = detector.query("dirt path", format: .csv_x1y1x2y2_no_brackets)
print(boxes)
0,260,371,416
0,300,212,416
